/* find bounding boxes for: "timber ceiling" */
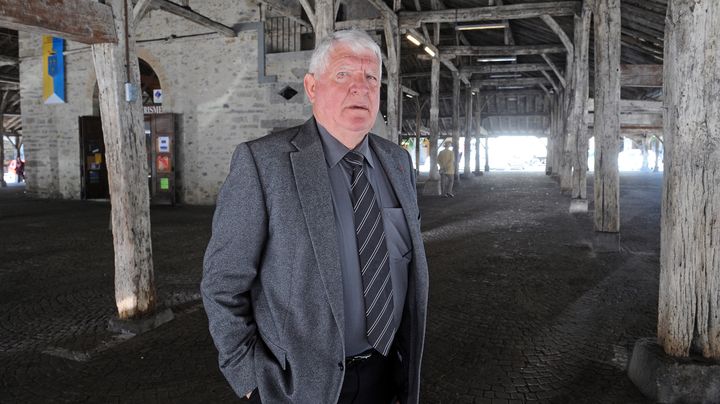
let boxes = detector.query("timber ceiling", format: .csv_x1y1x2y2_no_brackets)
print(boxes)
394,0,667,137
0,0,668,139
0,28,20,136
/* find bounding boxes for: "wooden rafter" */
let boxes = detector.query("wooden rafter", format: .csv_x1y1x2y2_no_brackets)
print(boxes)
541,54,566,87
442,44,566,56
472,77,550,88
399,2,581,28
150,0,236,37
460,63,552,75
254,0,312,28
0,0,117,44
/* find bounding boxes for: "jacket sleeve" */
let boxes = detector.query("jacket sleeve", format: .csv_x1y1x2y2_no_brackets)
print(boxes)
201,143,267,398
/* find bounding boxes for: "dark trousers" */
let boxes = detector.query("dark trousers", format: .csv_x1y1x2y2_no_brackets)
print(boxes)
338,350,395,404
242,350,395,404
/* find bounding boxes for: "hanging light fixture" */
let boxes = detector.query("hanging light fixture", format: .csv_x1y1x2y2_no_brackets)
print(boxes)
405,33,422,46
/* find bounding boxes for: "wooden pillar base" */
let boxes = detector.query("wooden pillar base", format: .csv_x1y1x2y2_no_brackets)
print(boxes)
628,338,720,403
107,307,174,335
569,198,588,214
593,231,620,253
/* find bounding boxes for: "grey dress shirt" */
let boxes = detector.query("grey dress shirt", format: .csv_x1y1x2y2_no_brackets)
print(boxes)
317,123,412,356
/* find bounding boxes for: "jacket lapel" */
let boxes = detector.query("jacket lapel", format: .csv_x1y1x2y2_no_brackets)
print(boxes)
290,118,344,335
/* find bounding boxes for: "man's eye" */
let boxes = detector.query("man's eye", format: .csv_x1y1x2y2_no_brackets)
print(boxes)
367,75,378,82
337,72,348,79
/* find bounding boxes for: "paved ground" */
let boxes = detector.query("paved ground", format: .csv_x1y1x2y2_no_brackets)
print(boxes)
0,172,661,403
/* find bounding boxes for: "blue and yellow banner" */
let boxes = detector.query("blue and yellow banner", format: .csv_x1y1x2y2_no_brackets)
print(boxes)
42,36,65,104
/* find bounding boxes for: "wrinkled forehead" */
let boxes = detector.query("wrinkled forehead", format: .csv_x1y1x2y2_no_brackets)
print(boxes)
327,44,381,70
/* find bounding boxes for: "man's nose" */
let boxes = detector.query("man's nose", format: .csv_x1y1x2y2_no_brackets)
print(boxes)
350,73,370,94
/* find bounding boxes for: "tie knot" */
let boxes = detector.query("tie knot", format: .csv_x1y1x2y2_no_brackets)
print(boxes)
343,151,364,167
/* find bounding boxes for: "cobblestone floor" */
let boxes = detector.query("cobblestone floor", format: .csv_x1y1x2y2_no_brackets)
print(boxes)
0,172,660,403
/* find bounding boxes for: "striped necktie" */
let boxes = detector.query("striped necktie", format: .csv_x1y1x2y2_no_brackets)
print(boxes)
343,150,395,356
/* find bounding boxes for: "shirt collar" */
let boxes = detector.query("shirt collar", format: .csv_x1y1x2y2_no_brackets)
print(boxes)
316,122,375,169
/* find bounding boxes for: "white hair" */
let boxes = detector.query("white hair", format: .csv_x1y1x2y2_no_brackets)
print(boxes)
308,30,383,80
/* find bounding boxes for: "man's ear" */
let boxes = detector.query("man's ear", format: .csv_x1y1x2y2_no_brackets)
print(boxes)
303,73,316,104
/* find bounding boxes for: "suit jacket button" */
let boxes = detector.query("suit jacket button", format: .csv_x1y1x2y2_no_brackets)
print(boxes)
337,361,344,370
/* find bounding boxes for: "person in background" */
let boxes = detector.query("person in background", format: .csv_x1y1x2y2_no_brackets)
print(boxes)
437,141,455,197
15,157,24,183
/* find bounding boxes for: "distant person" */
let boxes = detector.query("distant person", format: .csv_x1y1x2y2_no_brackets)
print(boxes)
437,141,455,197
15,157,24,183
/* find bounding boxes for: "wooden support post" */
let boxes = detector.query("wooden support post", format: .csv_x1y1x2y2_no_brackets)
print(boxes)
640,137,650,171
593,0,621,233
570,1,592,201
452,71,460,179
0,91,7,187
314,0,334,44
653,137,660,172
474,90,480,174
658,0,720,359
463,88,473,177
91,0,156,319
559,89,573,193
415,98,422,173
384,14,401,143
428,56,440,181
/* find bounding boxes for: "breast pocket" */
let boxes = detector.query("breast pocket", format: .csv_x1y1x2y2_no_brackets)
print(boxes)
382,208,411,261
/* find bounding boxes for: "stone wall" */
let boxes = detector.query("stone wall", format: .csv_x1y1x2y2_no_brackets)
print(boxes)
19,0,391,204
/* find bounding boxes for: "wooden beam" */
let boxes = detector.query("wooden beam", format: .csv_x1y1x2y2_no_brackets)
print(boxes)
587,98,663,113
460,63,552,75
314,0,334,43
0,54,18,66
0,0,117,44
366,0,395,15
335,18,383,31
296,0,315,26
133,0,155,26
540,70,559,93
621,64,663,87
405,28,470,86
0,74,18,85
472,77,550,87
541,54,566,87
151,0,236,37
442,44,566,56
540,15,574,56
399,2,581,28
256,0,312,28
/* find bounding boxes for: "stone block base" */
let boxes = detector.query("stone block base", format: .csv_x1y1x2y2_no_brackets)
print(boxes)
628,338,720,403
108,307,175,335
593,231,620,252
569,198,588,214
422,179,441,196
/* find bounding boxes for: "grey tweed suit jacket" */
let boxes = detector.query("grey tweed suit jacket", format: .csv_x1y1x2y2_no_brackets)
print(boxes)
201,117,429,403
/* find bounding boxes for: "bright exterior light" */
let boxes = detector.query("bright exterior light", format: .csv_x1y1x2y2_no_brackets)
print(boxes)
498,86,526,89
405,34,422,46
477,56,517,63
456,23,506,31
405,93,414,98
423,46,436,57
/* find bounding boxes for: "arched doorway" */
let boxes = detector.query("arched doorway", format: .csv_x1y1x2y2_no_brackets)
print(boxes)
81,58,175,204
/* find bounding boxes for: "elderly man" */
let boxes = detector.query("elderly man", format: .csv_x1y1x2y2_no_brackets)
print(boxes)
201,29,429,404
